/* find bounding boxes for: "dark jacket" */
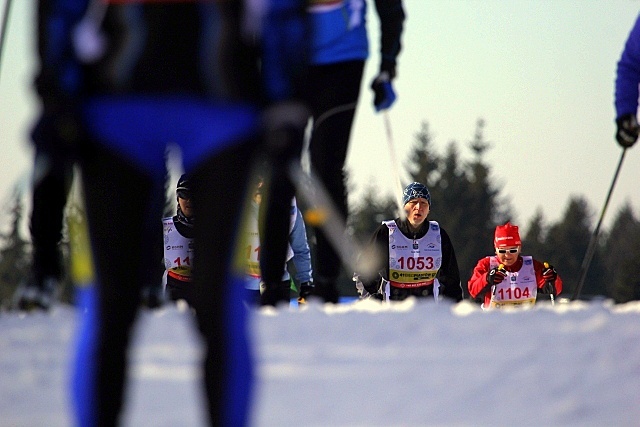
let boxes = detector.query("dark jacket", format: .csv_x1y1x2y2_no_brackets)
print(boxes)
362,218,462,302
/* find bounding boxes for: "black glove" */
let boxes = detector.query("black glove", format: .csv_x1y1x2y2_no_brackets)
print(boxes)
542,264,557,282
486,266,507,287
541,263,557,296
370,72,397,112
615,113,639,148
297,282,314,303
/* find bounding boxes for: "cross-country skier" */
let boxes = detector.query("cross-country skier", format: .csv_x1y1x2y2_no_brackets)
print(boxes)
259,0,406,305
163,174,195,305
615,13,640,148
468,222,563,309
36,1,308,426
244,178,313,306
356,182,462,302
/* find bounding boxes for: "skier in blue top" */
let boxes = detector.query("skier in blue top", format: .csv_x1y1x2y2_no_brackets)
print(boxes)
615,13,640,148
259,0,405,305
35,1,308,426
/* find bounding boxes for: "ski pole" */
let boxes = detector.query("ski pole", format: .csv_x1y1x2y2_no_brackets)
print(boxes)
0,0,14,84
571,147,628,300
288,162,379,278
491,264,505,296
543,262,555,305
382,111,405,216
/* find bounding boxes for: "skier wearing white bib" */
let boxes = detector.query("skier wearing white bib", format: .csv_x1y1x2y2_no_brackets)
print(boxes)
163,174,195,305
358,182,462,302
468,222,563,309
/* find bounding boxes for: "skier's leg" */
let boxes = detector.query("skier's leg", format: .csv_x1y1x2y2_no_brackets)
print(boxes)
308,60,364,301
190,138,256,426
257,110,308,306
78,140,158,426
17,115,74,310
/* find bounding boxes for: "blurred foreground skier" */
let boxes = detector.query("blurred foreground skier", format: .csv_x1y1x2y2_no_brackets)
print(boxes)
259,0,405,305
36,0,308,425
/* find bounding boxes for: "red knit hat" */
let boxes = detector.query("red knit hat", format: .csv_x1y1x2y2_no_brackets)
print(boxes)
494,222,521,248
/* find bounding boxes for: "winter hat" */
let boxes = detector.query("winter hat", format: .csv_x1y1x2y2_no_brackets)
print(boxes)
494,222,521,248
176,174,192,199
402,182,431,207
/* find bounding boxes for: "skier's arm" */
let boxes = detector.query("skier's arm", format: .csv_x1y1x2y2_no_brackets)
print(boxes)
288,208,313,284
616,14,640,118
468,258,492,299
373,0,405,79
437,227,463,302
261,0,309,102
533,260,563,296
36,0,89,108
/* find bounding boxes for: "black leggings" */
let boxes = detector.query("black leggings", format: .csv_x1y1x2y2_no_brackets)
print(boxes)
307,60,364,281
79,138,255,426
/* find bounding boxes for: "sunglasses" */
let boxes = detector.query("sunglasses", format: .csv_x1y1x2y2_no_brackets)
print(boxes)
496,248,519,254
177,190,192,200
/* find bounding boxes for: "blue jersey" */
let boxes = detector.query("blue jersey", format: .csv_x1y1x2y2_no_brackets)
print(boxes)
308,0,405,75
308,0,369,65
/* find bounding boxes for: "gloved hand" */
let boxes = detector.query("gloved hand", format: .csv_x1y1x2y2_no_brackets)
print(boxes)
261,101,310,156
486,265,507,287
541,263,557,296
542,263,557,282
370,72,397,112
297,282,314,304
615,113,640,148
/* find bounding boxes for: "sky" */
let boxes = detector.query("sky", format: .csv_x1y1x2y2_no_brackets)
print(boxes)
2,299,640,426
1,1,639,236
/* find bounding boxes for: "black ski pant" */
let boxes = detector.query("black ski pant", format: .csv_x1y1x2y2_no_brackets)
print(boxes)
80,138,255,426
29,114,74,284
307,60,364,286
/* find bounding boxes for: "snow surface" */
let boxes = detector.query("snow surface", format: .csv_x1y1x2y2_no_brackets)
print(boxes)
2,298,640,426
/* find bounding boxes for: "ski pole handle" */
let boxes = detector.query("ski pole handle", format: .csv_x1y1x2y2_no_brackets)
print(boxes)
492,264,505,295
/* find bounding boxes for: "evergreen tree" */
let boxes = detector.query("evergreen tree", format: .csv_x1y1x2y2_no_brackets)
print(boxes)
522,208,549,261
602,203,640,302
402,119,509,298
545,196,603,298
0,191,30,309
348,183,396,242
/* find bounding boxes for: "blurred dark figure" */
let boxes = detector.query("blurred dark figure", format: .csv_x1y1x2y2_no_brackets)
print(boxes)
36,1,307,426
259,0,405,305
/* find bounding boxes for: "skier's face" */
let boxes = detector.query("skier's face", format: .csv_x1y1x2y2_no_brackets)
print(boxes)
495,246,520,266
178,193,193,218
404,197,430,229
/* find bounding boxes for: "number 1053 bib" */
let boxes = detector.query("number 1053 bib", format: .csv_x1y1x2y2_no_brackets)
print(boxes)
384,220,442,289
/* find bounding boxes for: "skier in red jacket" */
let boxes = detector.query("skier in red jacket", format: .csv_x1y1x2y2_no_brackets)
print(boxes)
468,222,563,309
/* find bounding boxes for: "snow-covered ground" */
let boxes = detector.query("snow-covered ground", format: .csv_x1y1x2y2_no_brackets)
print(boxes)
2,298,640,426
